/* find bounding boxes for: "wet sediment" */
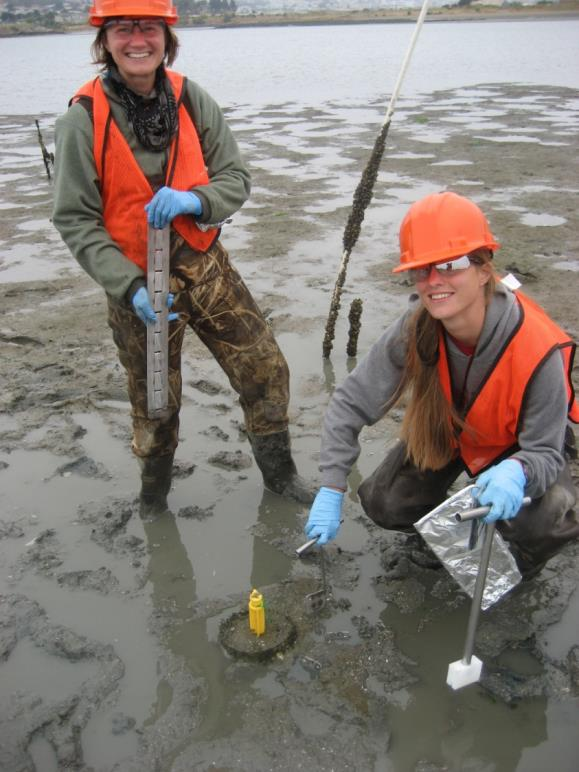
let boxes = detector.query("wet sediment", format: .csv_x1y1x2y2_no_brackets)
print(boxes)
1,83,579,770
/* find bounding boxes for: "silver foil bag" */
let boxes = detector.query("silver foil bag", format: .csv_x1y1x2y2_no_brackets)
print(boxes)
415,485,522,609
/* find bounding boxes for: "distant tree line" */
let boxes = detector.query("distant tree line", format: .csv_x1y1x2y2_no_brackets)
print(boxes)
0,8,59,28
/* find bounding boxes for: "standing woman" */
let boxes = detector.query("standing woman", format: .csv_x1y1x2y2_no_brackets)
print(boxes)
305,192,579,579
53,0,313,514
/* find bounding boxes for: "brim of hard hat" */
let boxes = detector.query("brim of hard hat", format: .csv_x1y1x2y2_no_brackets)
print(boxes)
392,241,500,274
90,13,178,26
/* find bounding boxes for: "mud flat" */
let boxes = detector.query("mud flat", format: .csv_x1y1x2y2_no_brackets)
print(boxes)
1,82,578,770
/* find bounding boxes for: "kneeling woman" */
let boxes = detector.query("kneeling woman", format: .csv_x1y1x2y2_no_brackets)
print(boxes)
305,191,578,578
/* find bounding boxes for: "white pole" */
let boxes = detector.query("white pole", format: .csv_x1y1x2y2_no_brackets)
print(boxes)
383,0,432,127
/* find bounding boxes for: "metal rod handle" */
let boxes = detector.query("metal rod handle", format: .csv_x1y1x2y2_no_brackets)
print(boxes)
296,520,345,557
462,521,495,665
295,536,319,557
455,496,532,522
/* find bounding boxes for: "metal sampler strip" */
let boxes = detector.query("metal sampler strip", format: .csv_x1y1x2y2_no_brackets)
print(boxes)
147,225,170,418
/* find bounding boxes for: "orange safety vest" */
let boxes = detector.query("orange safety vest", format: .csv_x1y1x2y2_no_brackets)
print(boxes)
438,291,578,476
73,71,218,271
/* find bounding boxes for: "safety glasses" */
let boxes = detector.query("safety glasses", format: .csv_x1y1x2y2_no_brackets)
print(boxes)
103,19,166,39
409,254,475,283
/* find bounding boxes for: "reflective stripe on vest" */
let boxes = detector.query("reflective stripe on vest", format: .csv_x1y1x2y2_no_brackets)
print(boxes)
73,72,218,270
437,290,578,476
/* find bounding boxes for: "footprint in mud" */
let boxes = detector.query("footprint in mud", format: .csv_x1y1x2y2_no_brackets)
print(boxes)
56,566,121,595
0,594,124,772
208,450,252,471
177,504,214,520
53,454,111,480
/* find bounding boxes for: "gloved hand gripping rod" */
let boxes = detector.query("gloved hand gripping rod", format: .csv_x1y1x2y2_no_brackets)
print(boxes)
455,496,532,522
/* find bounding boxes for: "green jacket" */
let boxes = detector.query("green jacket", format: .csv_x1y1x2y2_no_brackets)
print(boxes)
52,71,251,302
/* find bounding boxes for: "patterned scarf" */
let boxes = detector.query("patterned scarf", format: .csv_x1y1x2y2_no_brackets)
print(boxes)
107,65,178,152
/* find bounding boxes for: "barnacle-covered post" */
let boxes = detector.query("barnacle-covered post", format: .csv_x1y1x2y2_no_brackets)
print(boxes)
322,0,432,358
346,298,363,358
322,123,388,359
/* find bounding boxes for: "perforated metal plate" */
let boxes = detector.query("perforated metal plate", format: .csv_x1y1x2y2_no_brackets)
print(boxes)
147,225,170,418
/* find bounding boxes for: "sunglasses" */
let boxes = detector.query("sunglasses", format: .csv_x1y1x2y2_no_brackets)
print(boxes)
103,19,166,39
409,254,477,283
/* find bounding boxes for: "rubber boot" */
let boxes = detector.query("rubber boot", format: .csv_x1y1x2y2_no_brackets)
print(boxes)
508,543,546,582
564,424,577,461
248,430,316,505
138,454,174,519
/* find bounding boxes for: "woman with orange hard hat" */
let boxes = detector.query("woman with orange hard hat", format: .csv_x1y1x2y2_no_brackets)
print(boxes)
52,0,314,514
305,191,578,579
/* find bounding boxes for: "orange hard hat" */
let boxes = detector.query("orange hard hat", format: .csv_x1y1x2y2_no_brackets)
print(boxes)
88,0,178,25
393,191,500,273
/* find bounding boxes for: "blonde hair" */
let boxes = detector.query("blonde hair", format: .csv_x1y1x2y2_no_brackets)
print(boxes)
395,250,495,470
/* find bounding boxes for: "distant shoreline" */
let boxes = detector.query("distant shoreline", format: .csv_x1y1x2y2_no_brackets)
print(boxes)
1,2,578,37
206,3,579,30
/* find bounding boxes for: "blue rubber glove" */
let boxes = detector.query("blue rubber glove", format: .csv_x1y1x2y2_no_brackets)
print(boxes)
145,186,202,229
132,286,156,325
166,293,179,322
473,459,526,523
132,288,179,325
304,487,344,546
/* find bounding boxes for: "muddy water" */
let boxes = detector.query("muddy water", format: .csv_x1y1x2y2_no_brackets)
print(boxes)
1,81,579,771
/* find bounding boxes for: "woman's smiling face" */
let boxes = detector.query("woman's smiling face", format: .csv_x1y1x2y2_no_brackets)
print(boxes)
104,18,166,94
414,258,492,342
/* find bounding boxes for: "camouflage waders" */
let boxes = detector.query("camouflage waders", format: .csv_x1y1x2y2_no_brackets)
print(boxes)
358,439,579,578
108,239,313,507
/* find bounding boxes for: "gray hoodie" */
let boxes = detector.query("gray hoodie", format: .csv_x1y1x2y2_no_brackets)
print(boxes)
320,285,568,498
